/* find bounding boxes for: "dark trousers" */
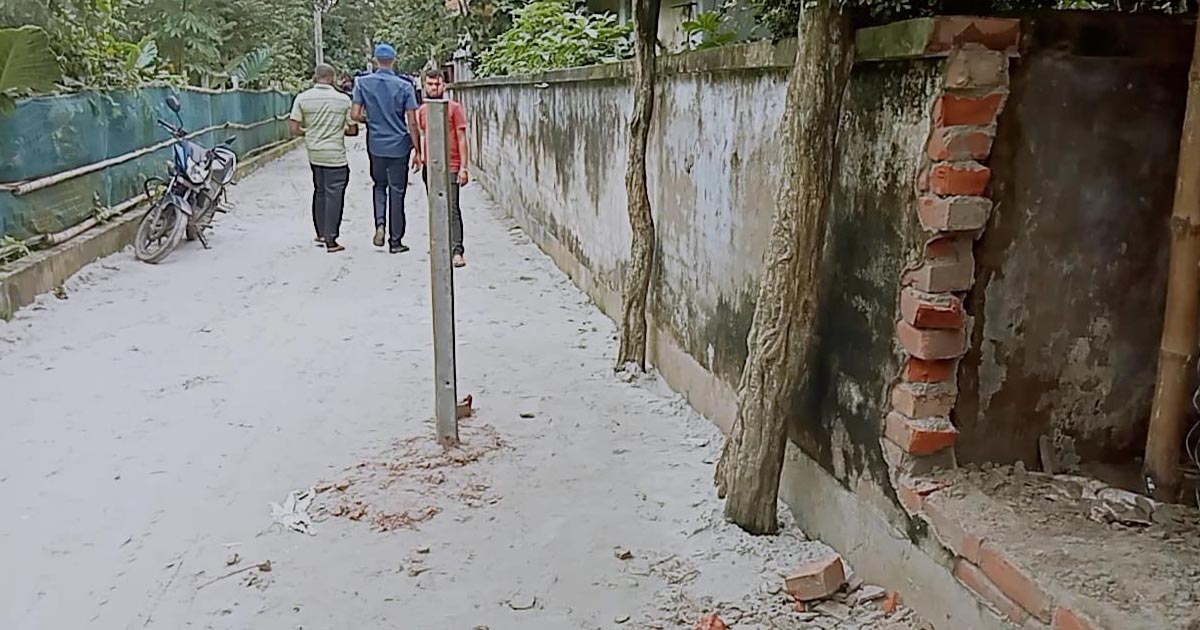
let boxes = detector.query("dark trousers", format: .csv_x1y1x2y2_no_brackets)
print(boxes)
369,153,411,247
311,164,350,243
421,168,465,255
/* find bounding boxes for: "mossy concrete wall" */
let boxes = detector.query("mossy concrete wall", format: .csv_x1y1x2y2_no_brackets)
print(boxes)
456,38,937,501
458,40,792,429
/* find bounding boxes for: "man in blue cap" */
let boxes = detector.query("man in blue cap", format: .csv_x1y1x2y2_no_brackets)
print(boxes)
351,43,423,253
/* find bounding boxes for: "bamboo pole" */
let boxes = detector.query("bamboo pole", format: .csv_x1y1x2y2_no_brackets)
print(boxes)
1144,21,1200,503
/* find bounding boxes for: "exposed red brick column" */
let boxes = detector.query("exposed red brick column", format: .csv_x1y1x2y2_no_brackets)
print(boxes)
884,37,1014,478
859,16,1113,628
872,18,1107,630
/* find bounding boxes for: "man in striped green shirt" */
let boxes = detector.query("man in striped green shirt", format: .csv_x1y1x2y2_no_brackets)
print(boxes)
289,63,358,252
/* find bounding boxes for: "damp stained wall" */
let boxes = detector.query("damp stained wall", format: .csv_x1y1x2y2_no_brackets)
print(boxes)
456,41,939,502
792,59,941,492
458,42,793,392
955,12,1192,468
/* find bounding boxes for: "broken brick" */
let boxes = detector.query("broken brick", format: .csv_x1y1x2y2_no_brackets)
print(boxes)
881,591,900,614
1053,607,1097,630
918,195,991,232
784,555,847,602
900,288,965,329
944,45,1009,90
927,125,994,161
954,558,1031,625
934,92,1006,127
902,357,957,383
979,543,1053,624
924,235,973,261
922,493,985,563
896,479,925,513
882,435,958,475
907,260,974,293
695,613,728,630
885,412,958,456
897,321,967,360
891,381,957,418
929,162,992,196
929,16,1021,55
902,251,975,292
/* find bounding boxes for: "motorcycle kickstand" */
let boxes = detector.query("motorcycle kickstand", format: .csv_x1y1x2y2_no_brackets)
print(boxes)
197,229,211,250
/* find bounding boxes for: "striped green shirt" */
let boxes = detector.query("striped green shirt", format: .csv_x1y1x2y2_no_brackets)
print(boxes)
290,84,353,167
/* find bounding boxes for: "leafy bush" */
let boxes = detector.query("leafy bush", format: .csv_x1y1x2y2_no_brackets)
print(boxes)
479,0,631,76
746,0,1187,40
0,0,175,91
683,10,739,50
0,26,62,112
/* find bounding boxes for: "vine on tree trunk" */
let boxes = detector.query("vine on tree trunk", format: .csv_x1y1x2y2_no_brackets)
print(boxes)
616,0,662,371
715,0,854,535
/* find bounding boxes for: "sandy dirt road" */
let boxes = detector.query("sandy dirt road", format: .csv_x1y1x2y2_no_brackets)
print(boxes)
0,147,920,630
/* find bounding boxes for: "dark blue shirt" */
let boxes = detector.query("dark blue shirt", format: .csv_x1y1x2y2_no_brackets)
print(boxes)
352,68,419,158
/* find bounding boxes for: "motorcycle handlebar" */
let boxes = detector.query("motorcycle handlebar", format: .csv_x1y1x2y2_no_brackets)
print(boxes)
156,118,186,138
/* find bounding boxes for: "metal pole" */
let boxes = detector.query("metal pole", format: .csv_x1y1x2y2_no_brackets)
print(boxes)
426,100,459,447
313,7,325,65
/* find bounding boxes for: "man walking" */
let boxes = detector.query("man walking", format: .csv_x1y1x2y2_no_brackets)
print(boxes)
289,63,358,253
351,44,423,253
417,69,469,268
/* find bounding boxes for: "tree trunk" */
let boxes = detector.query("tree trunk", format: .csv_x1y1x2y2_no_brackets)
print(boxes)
1144,22,1200,503
616,0,662,371
714,1,853,535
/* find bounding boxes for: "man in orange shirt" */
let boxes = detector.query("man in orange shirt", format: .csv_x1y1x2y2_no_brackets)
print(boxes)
415,69,469,268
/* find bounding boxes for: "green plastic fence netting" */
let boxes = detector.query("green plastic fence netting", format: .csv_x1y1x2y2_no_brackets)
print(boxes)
0,86,292,241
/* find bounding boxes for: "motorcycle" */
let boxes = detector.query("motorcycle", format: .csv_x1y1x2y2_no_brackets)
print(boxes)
134,95,239,264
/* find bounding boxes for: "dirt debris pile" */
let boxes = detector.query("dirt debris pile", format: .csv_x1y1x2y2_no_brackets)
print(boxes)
622,507,928,629
313,421,506,532
928,463,1200,628
940,463,1200,538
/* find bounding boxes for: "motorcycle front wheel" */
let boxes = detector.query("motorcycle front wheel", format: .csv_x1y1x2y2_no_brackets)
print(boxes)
134,201,187,264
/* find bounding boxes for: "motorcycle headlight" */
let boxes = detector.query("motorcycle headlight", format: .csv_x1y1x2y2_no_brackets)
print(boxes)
187,163,205,182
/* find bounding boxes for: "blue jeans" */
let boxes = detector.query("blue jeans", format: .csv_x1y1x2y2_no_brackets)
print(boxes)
369,153,411,247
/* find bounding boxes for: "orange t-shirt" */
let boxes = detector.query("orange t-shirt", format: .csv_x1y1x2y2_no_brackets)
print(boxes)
417,100,468,172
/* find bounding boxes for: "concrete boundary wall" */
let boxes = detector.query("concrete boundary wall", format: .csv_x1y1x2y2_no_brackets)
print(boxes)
457,24,1022,629
457,13,1185,628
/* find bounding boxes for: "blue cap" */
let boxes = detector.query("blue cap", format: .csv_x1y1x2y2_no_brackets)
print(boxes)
374,43,396,61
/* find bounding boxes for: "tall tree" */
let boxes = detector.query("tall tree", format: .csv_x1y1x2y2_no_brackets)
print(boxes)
615,0,661,370
714,0,853,534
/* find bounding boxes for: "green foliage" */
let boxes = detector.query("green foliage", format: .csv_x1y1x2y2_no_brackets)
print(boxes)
683,10,739,50
228,47,273,86
746,0,1189,40
0,0,533,93
0,26,63,112
373,0,461,71
0,235,33,267
127,37,160,72
0,0,175,91
1058,0,1191,9
372,0,523,72
479,0,631,76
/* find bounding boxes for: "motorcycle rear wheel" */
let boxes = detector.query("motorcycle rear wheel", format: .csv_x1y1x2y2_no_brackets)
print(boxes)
134,201,186,264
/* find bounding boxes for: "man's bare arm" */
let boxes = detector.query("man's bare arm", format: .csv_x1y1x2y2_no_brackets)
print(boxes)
407,109,423,167
351,103,367,123
288,119,304,136
456,128,470,184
